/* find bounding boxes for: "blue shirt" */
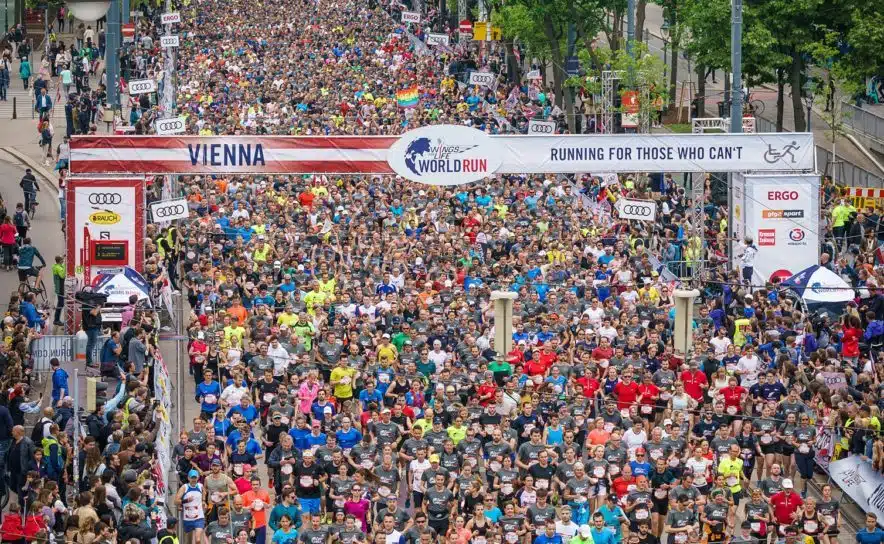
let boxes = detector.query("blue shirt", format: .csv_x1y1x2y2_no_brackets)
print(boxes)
629,460,652,477
227,404,260,423
534,535,563,544
196,381,222,413
596,505,626,541
483,507,503,523
298,432,326,450
856,528,884,544
336,428,362,449
51,368,69,402
590,527,617,544
358,388,384,410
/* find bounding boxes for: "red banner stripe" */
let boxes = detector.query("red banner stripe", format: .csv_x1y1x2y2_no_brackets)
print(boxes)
70,136,399,150
69,160,395,175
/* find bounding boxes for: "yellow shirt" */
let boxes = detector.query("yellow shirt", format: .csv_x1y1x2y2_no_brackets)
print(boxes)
717,457,744,492
377,344,398,363
223,325,246,347
318,278,337,297
277,313,298,327
446,425,467,445
734,318,751,347
303,290,328,314
330,367,357,399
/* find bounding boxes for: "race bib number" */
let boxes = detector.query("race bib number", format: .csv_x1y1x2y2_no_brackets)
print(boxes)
340,376,351,384
636,510,649,520
650,450,662,460
641,405,653,414
726,476,738,487
660,392,672,400
281,464,293,475
620,409,630,418
204,394,217,404
751,523,761,532
505,533,519,544
824,516,835,527
604,423,615,433
378,486,391,497
280,416,290,425
523,423,535,435
727,406,738,415
593,467,606,478
804,521,818,533
253,499,264,510
335,499,345,507
210,492,224,504
263,393,275,403
502,483,514,495
668,457,680,468
300,476,314,487
609,465,620,475
489,461,502,472
361,460,373,470
760,434,772,444
654,489,667,499
233,464,244,476
378,373,390,383
675,534,687,543
537,479,549,489
799,444,810,454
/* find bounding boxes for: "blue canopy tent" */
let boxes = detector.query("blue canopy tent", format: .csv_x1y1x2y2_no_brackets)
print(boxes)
780,265,855,318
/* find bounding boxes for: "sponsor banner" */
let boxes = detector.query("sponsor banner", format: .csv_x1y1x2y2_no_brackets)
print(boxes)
153,350,172,502
468,71,495,87
69,131,816,178
160,11,181,24
426,33,449,46
829,456,884,528
149,197,190,222
401,10,420,23
741,174,820,283
814,423,835,471
731,173,746,260
622,90,640,128
528,120,556,135
526,69,542,80
155,116,186,135
615,198,656,221
128,79,157,95
30,335,72,372
66,178,145,277
820,371,847,390
160,35,179,48
388,124,502,185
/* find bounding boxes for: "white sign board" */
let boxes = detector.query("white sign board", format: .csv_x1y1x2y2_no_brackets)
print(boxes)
426,33,449,46
829,457,884,528
129,10,138,16
150,198,191,222
738,173,820,284
401,11,421,23
160,11,181,24
526,69,542,80
160,35,179,48
128,79,157,95
155,116,187,135
30,336,72,372
820,371,847,390
469,71,495,87
527,119,556,135
614,198,657,221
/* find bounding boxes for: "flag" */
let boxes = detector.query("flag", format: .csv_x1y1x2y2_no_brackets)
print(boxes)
396,86,419,108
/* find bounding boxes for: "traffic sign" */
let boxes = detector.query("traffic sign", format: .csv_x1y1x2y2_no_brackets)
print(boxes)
121,23,135,43
472,22,501,41
459,19,472,33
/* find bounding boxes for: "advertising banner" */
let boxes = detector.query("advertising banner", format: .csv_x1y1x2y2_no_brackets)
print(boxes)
829,456,884,528
66,178,145,277
820,371,848,390
153,351,172,502
127,79,157,95
69,130,816,179
814,422,835,471
615,198,657,221
527,120,556,135
741,174,820,284
149,197,190,222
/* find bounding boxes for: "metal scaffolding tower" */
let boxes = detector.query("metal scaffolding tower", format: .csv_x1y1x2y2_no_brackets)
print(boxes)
601,70,624,134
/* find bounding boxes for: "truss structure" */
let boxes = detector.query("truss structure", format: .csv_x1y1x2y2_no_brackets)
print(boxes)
601,70,624,134
691,117,756,133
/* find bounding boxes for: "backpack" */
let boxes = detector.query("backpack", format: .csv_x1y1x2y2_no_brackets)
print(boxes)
99,338,119,376
30,417,50,443
13,210,25,227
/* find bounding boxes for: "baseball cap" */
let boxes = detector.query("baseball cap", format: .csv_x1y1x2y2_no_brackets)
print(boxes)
188,469,199,479
303,450,315,457
782,478,794,489
212,459,222,466
382,333,391,339
429,454,440,463
663,419,673,426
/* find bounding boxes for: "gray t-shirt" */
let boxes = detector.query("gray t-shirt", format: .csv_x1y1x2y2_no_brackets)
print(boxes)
424,487,454,520
128,337,147,372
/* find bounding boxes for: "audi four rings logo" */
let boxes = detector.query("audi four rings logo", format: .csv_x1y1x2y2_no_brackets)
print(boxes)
88,193,122,205
529,124,554,134
622,205,653,216
158,120,184,130
154,205,186,217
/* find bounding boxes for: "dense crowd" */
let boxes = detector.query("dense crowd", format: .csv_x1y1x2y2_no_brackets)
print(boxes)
3,0,884,541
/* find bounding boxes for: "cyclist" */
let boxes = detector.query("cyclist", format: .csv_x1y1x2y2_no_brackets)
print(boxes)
18,169,38,216
17,237,46,285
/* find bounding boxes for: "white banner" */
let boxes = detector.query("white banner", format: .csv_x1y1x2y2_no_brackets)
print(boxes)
160,11,181,24
814,423,835,472
740,174,820,283
615,197,657,221
526,69,542,80
469,71,495,87
128,79,157,95
30,336,72,372
401,11,421,23
829,456,884,528
426,33,449,46
155,116,186,135
820,371,847,390
528,119,556,135
731,172,747,261
153,352,172,501
160,35,179,48
150,197,190,222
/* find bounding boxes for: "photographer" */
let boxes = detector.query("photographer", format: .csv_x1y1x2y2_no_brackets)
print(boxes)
82,295,103,369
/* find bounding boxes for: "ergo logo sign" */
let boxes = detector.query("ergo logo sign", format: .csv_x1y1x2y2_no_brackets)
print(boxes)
768,191,799,200
160,12,181,24
401,11,421,23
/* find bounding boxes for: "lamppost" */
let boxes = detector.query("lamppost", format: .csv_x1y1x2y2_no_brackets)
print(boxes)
660,20,669,82
65,0,120,111
803,78,814,132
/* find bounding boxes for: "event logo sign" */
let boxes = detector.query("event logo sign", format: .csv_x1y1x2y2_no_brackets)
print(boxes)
401,11,421,23
155,117,187,135
829,457,884,528
128,79,157,95
388,125,503,186
614,198,656,222
160,11,181,24
469,71,495,87
426,33,449,46
149,197,191,222
160,35,179,48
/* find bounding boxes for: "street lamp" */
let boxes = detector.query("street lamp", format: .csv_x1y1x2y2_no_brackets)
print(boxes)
64,0,110,20
660,20,670,39
803,78,814,132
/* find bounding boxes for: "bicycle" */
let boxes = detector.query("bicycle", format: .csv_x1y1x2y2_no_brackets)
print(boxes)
18,265,48,304
744,93,765,116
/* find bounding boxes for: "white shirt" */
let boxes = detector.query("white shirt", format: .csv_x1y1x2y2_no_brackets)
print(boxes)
385,530,403,544
583,306,605,327
622,428,648,456
710,336,732,358
555,520,579,544
409,459,432,493
428,348,449,366
267,344,291,376
737,355,761,387
220,383,248,406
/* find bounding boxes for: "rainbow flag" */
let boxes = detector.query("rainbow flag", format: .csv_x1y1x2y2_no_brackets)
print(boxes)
396,86,419,108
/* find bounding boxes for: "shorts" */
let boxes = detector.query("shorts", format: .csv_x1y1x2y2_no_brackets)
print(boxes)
742,266,753,282
652,496,669,515
183,519,206,533
17,267,37,282
760,442,778,455
779,444,795,456
300,497,321,515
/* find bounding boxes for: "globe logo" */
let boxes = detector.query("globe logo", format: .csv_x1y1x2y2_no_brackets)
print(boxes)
405,137,432,177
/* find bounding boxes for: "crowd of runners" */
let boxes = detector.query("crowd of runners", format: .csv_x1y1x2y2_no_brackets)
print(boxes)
4,0,884,540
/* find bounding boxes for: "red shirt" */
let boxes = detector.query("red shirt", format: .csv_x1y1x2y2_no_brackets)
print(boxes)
679,370,707,400
612,476,636,499
842,327,861,357
637,383,660,406
613,380,640,410
476,383,497,406
536,351,557,368
721,385,746,408
592,346,614,360
576,376,600,399
770,491,804,524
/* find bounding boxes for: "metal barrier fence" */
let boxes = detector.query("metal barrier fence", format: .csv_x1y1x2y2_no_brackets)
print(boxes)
29,334,108,372
842,102,884,143
755,115,884,187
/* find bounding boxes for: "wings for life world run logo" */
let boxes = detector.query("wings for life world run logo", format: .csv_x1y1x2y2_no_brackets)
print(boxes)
389,125,503,186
